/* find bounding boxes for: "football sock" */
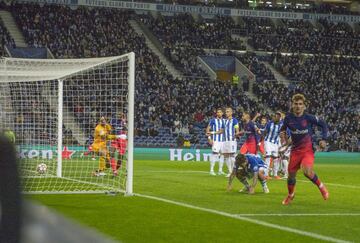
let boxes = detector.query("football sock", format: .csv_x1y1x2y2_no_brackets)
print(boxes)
225,157,232,173
110,158,117,171
282,159,288,176
273,158,279,176
265,157,271,176
260,178,267,188
305,173,323,188
210,154,218,172
287,177,296,196
117,159,122,169
99,156,105,171
230,156,235,170
219,155,224,173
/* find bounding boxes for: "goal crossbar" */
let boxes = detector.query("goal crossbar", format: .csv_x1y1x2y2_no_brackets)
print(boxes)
0,54,130,83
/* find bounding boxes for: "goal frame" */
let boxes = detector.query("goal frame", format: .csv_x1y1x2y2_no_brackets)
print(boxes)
1,52,135,195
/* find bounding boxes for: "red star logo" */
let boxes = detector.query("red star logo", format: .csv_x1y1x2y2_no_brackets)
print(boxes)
62,146,75,159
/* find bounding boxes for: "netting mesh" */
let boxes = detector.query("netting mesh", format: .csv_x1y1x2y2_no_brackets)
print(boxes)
0,54,133,193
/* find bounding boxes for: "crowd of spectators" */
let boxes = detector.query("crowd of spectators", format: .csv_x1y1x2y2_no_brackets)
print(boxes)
10,82,58,145
0,19,15,56
235,52,275,82
129,0,359,16
247,18,360,55
254,54,359,151
11,3,263,148
7,2,359,151
140,13,245,77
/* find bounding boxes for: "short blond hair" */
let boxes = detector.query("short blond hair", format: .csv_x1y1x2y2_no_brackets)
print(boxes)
292,93,306,103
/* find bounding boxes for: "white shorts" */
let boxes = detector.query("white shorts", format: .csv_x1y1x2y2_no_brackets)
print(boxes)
222,141,237,154
212,141,223,153
264,141,279,157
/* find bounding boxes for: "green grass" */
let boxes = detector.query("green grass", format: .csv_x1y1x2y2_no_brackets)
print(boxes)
21,158,127,192
28,155,360,242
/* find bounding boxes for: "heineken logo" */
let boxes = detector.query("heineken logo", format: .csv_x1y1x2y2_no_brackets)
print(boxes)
169,149,212,162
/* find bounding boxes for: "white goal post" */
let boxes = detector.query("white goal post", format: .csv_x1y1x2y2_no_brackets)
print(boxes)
0,52,135,195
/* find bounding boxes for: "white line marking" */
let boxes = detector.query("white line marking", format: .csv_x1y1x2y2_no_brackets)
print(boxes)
235,213,360,217
136,170,209,174
137,170,360,189
295,179,360,189
135,193,351,243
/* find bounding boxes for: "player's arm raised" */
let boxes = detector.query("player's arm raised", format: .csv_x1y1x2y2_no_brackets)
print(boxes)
251,123,260,150
252,112,261,122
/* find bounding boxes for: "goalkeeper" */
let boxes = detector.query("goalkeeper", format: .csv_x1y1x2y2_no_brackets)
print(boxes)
92,116,119,176
227,153,269,194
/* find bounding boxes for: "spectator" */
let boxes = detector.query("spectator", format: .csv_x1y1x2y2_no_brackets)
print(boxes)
176,133,184,148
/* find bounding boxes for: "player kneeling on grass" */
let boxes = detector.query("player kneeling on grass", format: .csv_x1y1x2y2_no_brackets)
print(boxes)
227,153,269,194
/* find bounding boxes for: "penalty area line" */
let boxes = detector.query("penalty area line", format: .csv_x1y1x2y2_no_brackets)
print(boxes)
135,193,351,243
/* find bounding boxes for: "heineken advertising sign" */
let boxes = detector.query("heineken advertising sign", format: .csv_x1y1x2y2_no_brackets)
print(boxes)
16,145,213,162
16,145,359,162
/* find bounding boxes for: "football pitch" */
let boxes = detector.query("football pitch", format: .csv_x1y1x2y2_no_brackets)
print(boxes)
28,154,360,242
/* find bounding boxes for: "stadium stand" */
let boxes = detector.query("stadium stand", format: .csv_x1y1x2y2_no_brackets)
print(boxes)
140,13,245,77
235,52,275,82
254,54,359,151
128,0,359,15
248,18,360,55
11,3,261,148
0,18,15,56
6,2,359,151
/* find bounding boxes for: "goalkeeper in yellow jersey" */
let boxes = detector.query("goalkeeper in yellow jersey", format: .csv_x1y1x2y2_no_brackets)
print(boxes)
92,116,118,176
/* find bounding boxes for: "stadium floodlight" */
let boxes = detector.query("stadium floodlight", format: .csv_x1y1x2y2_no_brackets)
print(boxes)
0,53,135,195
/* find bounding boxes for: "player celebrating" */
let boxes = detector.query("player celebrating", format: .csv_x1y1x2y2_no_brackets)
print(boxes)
263,111,282,179
222,107,240,177
255,115,267,155
110,112,127,176
206,108,225,176
281,94,329,205
239,112,259,155
227,153,269,194
92,116,113,176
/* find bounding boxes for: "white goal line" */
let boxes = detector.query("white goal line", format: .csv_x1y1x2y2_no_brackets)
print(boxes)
135,193,351,243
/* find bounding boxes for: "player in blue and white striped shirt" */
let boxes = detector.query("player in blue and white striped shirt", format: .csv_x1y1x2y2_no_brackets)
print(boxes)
222,107,240,177
264,111,283,178
206,108,225,176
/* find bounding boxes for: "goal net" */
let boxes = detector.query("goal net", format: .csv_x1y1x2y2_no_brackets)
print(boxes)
0,53,135,195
